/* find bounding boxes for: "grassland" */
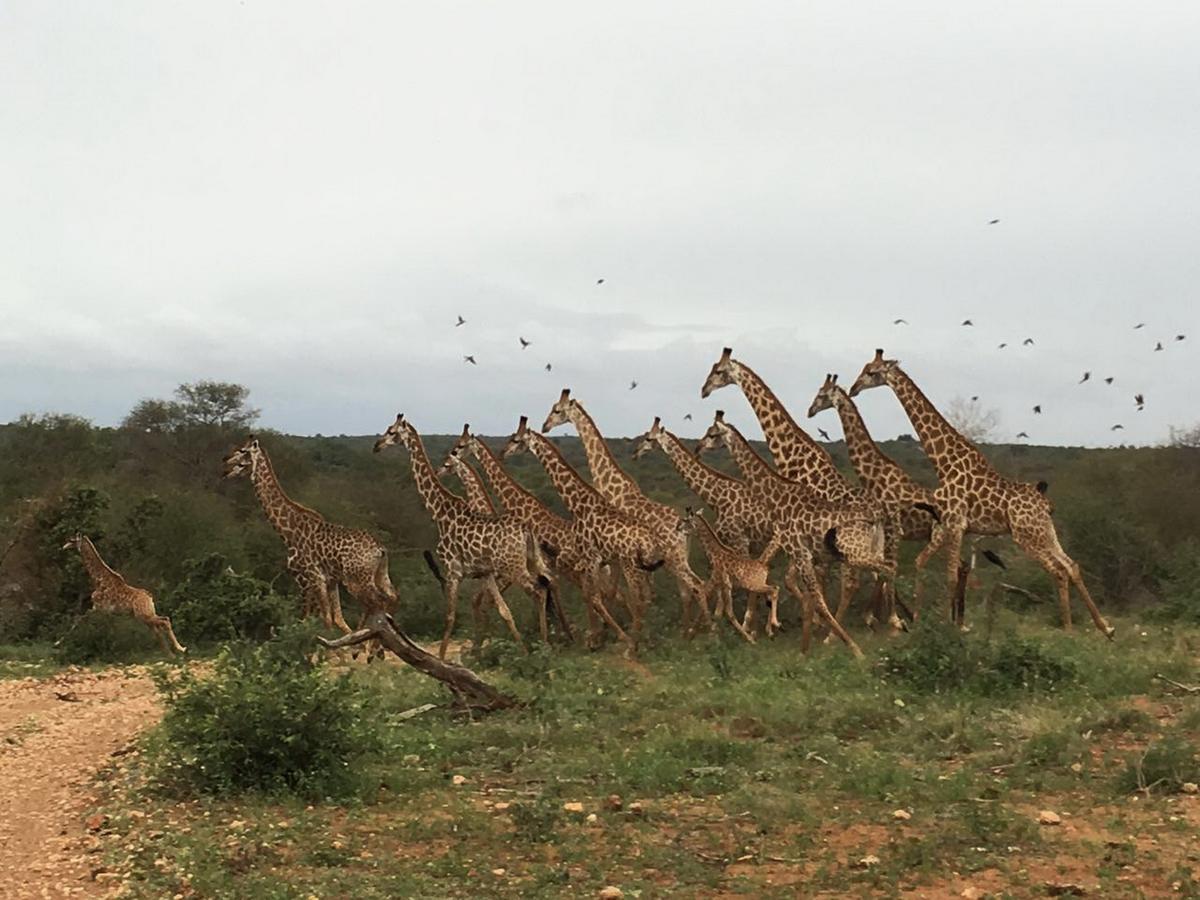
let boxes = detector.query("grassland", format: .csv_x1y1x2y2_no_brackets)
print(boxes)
83,608,1200,899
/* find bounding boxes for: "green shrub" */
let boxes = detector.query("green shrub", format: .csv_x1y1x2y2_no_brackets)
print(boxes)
1115,735,1200,795
158,554,291,646
980,636,1076,693
54,609,159,664
148,622,381,798
1151,541,1200,622
880,621,973,693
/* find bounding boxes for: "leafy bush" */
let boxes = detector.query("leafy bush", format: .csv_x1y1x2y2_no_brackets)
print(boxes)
1150,541,1200,622
148,622,381,797
54,609,159,664
882,623,1075,696
158,554,291,646
1115,735,1200,795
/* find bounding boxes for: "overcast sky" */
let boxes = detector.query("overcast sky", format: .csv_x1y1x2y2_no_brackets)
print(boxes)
3,1,1197,448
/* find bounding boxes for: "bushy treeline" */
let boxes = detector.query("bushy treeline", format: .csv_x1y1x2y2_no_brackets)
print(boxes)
2,387,1199,648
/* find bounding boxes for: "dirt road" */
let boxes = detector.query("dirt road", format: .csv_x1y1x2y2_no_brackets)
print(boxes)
0,666,161,899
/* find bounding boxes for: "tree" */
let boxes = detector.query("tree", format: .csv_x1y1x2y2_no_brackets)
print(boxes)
122,381,259,432
1169,423,1200,449
944,396,1001,444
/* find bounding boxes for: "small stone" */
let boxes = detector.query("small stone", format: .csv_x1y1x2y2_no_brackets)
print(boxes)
403,754,421,765
854,854,881,869
84,814,107,833
961,888,986,899
1038,810,1062,826
893,809,912,821
598,888,623,899
228,820,245,830
492,868,506,876
1182,782,1198,794
628,801,644,816
492,802,511,812
605,794,623,811
1044,882,1088,896
586,813,599,826
562,801,585,813
331,840,344,850
451,774,468,786
1070,763,1083,774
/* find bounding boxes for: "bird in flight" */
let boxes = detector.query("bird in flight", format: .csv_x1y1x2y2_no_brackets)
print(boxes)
988,219,1000,225
519,337,530,349
1022,338,1035,346
1155,342,1164,351
683,413,693,421
629,380,638,391
596,278,605,285
1176,334,1187,342
981,549,1006,569
1135,393,1145,410
997,342,1008,349
971,395,979,402
463,355,477,365
1111,424,1125,431
1104,377,1114,385
893,318,908,325
456,315,466,327
1033,405,1042,414
962,319,974,326
544,363,552,372
1016,431,1029,439
1079,371,1091,384
817,428,832,441
1134,323,1145,330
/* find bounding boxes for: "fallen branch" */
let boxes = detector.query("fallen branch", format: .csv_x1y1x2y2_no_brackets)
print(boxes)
1154,674,1200,695
317,610,519,712
999,582,1045,603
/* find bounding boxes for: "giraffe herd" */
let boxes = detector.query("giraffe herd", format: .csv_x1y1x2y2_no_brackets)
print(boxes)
64,347,1114,659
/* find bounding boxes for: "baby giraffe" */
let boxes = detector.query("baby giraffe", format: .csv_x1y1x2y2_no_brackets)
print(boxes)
62,533,186,655
677,508,782,642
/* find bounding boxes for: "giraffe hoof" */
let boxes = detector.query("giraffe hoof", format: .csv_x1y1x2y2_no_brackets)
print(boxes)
1104,625,1116,641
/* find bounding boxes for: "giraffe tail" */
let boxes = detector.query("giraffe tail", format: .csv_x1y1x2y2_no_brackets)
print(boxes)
635,553,666,573
913,501,941,523
421,550,445,586
824,527,845,561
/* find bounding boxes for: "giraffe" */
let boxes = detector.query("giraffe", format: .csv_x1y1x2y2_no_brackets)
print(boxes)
502,416,667,651
696,410,890,655
676,508,781,643
374,414,556,659
62,533,186,655
848,349,1114,637
806,373,944,611
437,431,574,643
449,425,609,630
632,416,775,556
223,438,395,634
542,390,710,633
701,347,900,628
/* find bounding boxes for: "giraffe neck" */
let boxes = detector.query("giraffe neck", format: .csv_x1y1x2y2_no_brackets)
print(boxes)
248,450,318,540
660,430,739,510
691,515,727,557
527,432,603,519
77,537,122,588
888,366,995,481
473,440,548,517
732,360,847,486
451,460,495,514
721,422,786,491
402,427,466,523
832,386,904,492
567,403,639,501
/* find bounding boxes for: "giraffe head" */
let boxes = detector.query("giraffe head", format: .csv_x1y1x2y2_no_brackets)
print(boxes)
631,416,665,460
61,532,84,552
222,437,263,479
700,347,736,398
437,424,473,476
694,410,731,457
806,373,842,418
541,388,574,433
501,415,534,459
373,413,414,454
673,505,704,537
848,349,899,397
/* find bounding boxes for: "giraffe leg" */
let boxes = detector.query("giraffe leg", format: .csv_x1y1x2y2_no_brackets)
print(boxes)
783,563,811,647
294,569,332,629
794,560,863,658
485,577,528,653
911,522,952,621
325,579,351,635
155,615,186,654
145,618,172,655
823,565,859,644
439,575,462,661
762,585,780,637
942,525,967,626
723,581,755,643
1013,527,1114,638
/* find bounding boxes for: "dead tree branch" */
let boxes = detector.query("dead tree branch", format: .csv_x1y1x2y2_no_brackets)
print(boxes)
317,610,519,712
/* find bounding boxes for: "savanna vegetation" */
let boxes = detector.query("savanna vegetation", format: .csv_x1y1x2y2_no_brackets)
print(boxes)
3,382,1200,896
